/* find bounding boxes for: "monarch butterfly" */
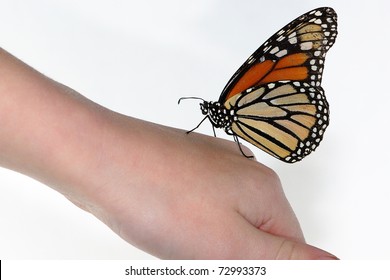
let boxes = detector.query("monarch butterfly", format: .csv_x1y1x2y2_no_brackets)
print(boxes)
179,7,338,163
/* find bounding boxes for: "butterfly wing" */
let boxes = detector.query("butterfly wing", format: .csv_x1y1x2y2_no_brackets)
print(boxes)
219,7,337,104
220,7,337,162
227,81,328,163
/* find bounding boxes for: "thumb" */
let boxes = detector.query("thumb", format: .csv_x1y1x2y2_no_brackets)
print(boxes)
272,238,339,260
234,217,338,259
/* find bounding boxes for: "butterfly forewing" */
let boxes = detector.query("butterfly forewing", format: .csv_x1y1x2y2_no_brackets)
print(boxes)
219,7,337,104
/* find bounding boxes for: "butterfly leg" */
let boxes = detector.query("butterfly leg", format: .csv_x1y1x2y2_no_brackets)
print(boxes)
233,135,254,159
185,116,208,134
211,124,216,137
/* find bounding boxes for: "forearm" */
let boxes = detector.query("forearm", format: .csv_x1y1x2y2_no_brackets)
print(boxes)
0,49,122,199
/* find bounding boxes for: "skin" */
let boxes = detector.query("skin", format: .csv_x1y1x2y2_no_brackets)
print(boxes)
0,48,338,259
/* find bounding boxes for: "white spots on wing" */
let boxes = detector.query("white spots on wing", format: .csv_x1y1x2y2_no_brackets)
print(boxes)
288,37,298,44
270,46,279,54
247,56,256,64
263,45,272,53
275,49,288,57
259,55,266,62
300,41,313,50
288,32,297,38
293,81,301,87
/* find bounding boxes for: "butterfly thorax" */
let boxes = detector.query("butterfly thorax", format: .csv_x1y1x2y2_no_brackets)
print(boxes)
201,101,236,131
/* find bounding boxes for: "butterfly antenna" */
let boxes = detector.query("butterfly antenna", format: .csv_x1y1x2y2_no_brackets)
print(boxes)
178,96,206,104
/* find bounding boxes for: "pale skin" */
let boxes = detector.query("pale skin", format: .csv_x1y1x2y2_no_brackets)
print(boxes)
0,49,337,259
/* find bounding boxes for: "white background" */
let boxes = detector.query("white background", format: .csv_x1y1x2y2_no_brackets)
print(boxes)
0,0,389,259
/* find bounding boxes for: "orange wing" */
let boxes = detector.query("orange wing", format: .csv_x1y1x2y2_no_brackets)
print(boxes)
219,7,337,104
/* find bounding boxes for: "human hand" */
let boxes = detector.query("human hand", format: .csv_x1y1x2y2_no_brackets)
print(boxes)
70,118,337,259
0,48,337,259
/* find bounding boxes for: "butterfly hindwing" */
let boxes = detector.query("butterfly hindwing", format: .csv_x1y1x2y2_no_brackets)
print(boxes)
228,81,329,163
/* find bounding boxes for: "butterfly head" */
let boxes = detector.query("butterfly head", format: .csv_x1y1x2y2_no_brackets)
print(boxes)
199,101,210,116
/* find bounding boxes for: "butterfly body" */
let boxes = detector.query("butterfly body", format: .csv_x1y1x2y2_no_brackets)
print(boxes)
183,7,337,163
200,101,236,131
